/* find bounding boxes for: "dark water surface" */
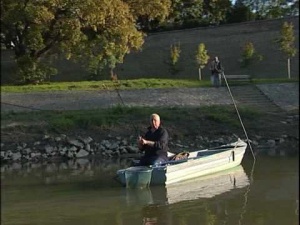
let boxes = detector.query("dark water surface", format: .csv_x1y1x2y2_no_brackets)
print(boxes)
1,155,298,225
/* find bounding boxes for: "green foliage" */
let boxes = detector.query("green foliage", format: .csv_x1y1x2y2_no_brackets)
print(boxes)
50,117,75,131
240,42,263,68
227,0,255,23
195,42,210,80
276,21,297,79
167,0,204,27
169,42,181,74
239,0,297,20
203,0,232,25
170,42,181,66
16,55,57,84
277,22,297,58
196,43,210,69
1,0,171,84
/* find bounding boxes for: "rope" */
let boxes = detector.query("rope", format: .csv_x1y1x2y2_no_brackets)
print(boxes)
1,101,49,111
111,77,140,136
238,158,256,225
222,72,256,161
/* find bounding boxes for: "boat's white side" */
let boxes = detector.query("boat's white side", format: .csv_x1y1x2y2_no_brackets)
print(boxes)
165,139,246,185
117,139,247,186
165,164,249,204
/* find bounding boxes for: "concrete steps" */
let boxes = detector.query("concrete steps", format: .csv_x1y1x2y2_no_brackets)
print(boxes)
226,85,283,112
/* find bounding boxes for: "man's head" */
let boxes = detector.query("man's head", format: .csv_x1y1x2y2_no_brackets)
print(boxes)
150,113,161,130
214,56,219,62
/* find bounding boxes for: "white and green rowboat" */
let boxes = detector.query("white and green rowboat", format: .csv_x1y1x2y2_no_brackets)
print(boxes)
116,138,247,188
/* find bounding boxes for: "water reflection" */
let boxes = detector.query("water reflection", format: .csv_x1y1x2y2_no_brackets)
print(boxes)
1,158,131,187
124,165,250,225
125,165,249,206
1,156,298,225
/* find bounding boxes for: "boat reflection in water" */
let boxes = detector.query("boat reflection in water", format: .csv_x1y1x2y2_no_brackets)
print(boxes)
125,165,250,225
1,159,252,225
125,164,250,206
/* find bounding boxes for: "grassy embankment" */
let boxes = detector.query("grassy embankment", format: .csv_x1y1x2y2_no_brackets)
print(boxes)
1,77,297,92
1,78,298,135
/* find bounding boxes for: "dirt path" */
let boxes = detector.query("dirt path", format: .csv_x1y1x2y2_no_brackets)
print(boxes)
1,83,299,112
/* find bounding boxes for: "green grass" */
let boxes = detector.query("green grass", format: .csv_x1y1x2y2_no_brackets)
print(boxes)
1,78,298,93
0,79,209,93
1,105,262,132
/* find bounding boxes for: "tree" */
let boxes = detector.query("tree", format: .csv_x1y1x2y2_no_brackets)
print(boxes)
202,0,232,25
240,41,263,69
166,0,204,29
287,0,299,16
195,43,210,80
276,22,297,79
0,0,171,83
126,0,171,31
237,0,297,20
227,0,254,23
169,42,181,74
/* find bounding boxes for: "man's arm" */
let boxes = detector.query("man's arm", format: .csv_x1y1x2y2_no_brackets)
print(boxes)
140,129,169,151
154,129,169,151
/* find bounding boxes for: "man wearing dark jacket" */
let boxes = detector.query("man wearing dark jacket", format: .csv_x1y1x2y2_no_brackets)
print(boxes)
137,113,169,166
210,56,224,87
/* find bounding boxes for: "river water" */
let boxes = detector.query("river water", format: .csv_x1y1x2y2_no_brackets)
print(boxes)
1,154,298,225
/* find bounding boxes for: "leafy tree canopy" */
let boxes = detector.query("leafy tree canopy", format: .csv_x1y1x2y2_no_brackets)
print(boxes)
1,0,171,83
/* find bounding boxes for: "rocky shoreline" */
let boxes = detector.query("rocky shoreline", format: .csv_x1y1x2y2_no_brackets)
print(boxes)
1,83,299,165
1,121,298,165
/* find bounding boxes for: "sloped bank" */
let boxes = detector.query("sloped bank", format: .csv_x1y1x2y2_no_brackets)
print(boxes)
1,127,298,165
1,83,299,165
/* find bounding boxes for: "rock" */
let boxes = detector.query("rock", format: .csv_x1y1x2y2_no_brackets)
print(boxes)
34,141,41,146
85,144,91,152
43,135,50,140
68,139,84,148
22,148,32,155
267,139,276,147
79,136,93,144
109,142,119,150
69,146,78,152
126,146,139,153
55,137,62,142
6,150,13,158
59,147,68,156
76,149,89,158
67,151,75,158
45,145,54,154
12,152,22,161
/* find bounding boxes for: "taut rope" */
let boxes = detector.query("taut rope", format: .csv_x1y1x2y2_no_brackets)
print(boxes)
222,72,256,162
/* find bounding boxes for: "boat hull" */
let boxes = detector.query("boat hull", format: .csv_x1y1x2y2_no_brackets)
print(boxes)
116,139,247,187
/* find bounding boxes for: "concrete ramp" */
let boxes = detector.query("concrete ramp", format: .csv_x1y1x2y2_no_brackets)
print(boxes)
227,85,284,112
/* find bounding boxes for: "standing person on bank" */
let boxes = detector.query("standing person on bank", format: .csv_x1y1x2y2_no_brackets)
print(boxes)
137,113,170,166
210,56,224,87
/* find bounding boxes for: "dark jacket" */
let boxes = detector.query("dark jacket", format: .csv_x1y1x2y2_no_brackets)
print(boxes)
210,60,223,74
142,126,169,158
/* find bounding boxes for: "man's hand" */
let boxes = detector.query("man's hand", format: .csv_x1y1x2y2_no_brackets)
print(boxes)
138,136,154,147
137,136,144,150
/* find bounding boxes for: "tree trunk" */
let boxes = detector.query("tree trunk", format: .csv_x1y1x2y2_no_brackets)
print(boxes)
287,58,291,79
198,68,201,80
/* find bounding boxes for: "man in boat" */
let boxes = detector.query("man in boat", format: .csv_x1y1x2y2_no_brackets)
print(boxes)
137,113,169,166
